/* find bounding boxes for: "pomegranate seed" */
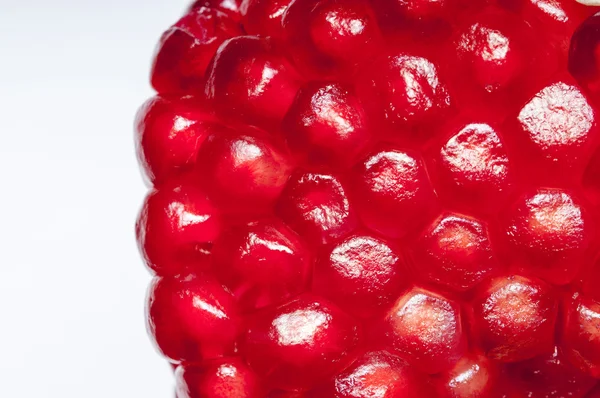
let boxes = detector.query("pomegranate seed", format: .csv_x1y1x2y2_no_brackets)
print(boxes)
151,7,242,95
516,81,599,180
454,8,527,94
282,82,370,168
276,171,357,246
308,350,430,397
471,275,558,362
432,120,514,214
282,0,382,77
433,354,500,398
189,0,243,18
562,293,600,378
500,189,593,285
136,178,221,275
412,213,502,292
313,234,408,318
242,294,361,390
147,275,240,364
351,149,437,239
134,96,215,185
205,36,301,129
212,219,311,311
195,127,293,214
240,0,292,39
570,12,600,101
356,52,450,136
382,287,466,374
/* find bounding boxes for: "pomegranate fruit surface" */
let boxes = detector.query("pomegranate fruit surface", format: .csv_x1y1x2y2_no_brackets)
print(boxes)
136,0,600,396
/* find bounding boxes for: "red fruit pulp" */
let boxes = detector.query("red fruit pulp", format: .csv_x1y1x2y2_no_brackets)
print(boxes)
136,0,600,396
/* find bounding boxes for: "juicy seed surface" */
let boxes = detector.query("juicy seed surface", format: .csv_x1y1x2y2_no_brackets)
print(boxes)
382,287,466,374
308,350,430,397
147,275,240,364
313,234,408,318
413,213,501,292
276,171,357,246
351,149,437,239
501,189,593,285
562,294,600,378
242,294,361,391
136,1,600,395
471,275,559,362
211,219,311,311
433,354,499,398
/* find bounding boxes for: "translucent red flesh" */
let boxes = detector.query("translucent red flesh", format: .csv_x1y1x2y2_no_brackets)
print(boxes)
137,1,600,396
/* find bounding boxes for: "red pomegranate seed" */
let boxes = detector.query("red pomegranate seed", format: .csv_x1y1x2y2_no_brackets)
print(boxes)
136,2,600,395
282,0,382,77
211,219,311,311
175,358,262,398
313,234,408,318
151,7,242,95
136,178,221,275
562,293,600,378
433,120,514,214
240,0,292,39
516,80,599,181
276,171,357,246
351,149,437,239
242,294,361,391
195,127,293,214
205,36,301,129
356,52,450,136
413,213,502,292
147,275,240,364
454,7,527,94
500,188,593,285
382,287,466,374
134,96,215,185
307,350,430,397
282,82,370,168
433,354,500,398
471,275,558,362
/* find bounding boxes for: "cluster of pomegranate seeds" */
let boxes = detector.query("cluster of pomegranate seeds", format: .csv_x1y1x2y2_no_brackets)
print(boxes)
135,0,600,396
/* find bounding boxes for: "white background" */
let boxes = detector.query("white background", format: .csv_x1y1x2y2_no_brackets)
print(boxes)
0,1,193,396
